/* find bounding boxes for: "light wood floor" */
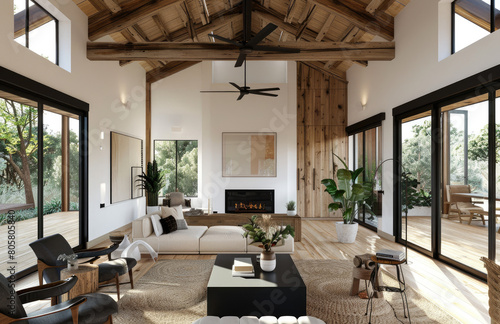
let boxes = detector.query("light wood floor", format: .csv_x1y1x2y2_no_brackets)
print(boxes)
17,219,489,323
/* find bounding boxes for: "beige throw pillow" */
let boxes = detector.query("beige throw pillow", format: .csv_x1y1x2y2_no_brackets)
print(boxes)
161,206,178,219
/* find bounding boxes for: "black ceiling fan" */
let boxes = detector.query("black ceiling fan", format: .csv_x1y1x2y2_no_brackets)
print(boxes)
200,60,279,101
208,0,300,67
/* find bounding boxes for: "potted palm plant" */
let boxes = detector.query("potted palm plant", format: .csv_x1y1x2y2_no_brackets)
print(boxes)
321,153,374,243
136,160,165,213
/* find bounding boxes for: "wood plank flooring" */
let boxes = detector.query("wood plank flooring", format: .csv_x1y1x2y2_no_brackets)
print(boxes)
17,219,489,323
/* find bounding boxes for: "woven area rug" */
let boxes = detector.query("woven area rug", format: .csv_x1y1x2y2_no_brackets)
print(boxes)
106,259,459,324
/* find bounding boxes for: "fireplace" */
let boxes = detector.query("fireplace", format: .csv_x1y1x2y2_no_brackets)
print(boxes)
225,189,275,214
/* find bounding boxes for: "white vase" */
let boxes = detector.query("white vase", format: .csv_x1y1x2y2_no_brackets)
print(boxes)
260,251,276,272
335,222,359,243
286,210,296,216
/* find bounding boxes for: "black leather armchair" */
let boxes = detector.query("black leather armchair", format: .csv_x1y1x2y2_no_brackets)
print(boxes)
0,274,117,323
30,234,137,300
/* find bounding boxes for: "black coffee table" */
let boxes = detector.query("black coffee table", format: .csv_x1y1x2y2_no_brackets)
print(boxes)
207,254,306,317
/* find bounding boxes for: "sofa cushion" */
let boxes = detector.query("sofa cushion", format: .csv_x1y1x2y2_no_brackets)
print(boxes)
160,216,177,234
161,206,178,219
150,214,163,237
176,219,189,230
173,205,184,219
132,214,158,239
200,226,247,254
157,226,208,253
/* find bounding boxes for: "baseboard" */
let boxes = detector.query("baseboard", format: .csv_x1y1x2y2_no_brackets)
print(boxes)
87,223,132,248
377,230,395,242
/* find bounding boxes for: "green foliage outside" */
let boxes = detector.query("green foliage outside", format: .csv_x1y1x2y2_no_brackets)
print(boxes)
155,140,198,197
0,98,80,224
0,201,79,225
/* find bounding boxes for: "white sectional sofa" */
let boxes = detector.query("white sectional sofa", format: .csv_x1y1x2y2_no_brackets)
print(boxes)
131,211,294,254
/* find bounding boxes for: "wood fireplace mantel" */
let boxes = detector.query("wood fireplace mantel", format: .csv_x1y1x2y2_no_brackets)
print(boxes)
184,213,302,242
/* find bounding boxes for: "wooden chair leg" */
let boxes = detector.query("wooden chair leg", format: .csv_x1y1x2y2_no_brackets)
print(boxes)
105,315,113,324
115,273,120,300
71,305,80,324
128,269,134,289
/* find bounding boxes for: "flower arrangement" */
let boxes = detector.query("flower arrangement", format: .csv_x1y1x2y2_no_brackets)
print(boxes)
242,214,295,252
57,253,78,269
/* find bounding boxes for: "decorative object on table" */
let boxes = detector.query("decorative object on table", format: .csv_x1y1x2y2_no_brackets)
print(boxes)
351,254,381,299
136,160,165,212
376,249,405,261
242,214,295,272
286,200,296,216
111,234,141,261
57,253,78,270
232,257,255,277
321,153,374,243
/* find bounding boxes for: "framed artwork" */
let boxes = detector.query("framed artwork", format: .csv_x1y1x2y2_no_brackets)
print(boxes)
222,132,276,177
110,132,143,203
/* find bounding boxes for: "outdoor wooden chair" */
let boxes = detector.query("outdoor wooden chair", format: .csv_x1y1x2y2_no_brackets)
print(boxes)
446,185,485,225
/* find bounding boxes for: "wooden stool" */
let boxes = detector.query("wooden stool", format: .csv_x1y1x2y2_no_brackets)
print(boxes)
61,264,99,301
351,266,383,298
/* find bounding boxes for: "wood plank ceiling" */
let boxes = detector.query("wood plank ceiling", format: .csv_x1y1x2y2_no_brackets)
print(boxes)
75,0,411,83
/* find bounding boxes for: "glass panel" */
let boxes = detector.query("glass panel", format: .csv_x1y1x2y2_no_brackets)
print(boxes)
176,140,198,197
364,127,381,227
495,90,500,263
13,0,26,47
155,140,177,196
454,0,491,52
28,1,57,64
42,108,79,248
401,112,432,251
441,93,489,272
0,92,39,276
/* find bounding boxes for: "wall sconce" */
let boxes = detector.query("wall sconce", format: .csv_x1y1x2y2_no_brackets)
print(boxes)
99,131,104,151
122,101,131,110
100,183,106,208
361,103,367,111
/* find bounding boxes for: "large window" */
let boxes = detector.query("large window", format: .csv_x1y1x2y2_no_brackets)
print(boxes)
154,140,198,197
347,113,384,231
13,0,59,64
452,0,499,53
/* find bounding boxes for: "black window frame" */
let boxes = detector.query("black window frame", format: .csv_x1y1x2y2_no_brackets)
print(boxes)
15,0,59,65
452,0,497,54
153,139,199,198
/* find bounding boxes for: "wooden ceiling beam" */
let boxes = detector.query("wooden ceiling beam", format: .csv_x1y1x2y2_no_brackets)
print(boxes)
299,61,346,82
455,0,494,31
14,5,53,38
152,15,172,41
88,0,182,41
177,1,199,41
197,0,210,25
309,0,394,40
102,0,121,13
316,14,336,41
87,41,395,61
284,0,299,23
146,61,201,83
366,0,385,14
296,4,316,41
122,28,160,69
87,0,108,12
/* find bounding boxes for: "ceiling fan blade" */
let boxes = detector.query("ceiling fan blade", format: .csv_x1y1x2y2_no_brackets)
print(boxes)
234,53,247,67
208,34,241,47
229,82,243,90
200,91,240,93
247,23,278,47
237,92,246,101
253,45,300,53
249,87,280,92
249,92,278,97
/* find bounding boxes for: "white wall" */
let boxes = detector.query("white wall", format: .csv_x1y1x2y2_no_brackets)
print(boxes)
151,61,297,214
0,0,146,241
347,0,500,235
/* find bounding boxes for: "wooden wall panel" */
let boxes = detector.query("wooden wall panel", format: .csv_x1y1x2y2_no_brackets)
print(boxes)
297,62,347,218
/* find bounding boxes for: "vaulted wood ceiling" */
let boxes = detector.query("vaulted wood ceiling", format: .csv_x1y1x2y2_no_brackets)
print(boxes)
75,0,411,82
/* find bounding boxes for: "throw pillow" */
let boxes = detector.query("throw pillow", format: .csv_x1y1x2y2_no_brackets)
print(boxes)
176,219,189,230
150,214,163,237
159,216,177,234
160,206,178,219
173,205,184,220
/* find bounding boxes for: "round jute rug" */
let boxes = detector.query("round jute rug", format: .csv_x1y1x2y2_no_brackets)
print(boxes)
106,259,459,324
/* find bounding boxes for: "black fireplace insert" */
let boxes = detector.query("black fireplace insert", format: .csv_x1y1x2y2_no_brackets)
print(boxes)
225,189,275,213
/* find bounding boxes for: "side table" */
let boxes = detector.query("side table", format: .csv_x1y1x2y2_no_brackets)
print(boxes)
61,264,99,301
365,256,411,324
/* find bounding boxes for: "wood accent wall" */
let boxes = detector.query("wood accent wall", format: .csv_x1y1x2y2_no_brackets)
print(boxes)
297,62,348,218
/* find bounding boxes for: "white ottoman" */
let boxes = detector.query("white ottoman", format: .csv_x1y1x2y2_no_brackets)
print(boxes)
199,226,247,254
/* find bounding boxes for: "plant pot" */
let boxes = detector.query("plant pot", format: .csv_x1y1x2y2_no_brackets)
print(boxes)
260,251,276,272
335,222,359,243
67,261,78,271
286,210,296,216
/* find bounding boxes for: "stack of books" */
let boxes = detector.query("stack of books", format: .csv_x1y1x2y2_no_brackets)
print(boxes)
376,249,405,261
232,257,255,277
